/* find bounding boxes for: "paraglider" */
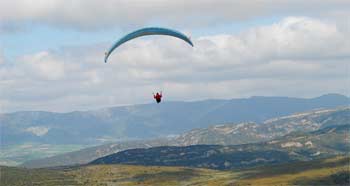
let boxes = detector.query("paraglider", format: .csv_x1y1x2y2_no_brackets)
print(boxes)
153,92,162,104
104,27,193,103
104,27,193,63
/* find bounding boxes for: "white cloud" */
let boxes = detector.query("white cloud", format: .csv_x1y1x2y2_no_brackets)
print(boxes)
0,16,349,112
25,126,50,136
1,0,349,30
19,51,67,80
238,17,348,61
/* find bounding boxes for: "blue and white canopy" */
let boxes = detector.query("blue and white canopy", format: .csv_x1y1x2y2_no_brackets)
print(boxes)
104,27,194,63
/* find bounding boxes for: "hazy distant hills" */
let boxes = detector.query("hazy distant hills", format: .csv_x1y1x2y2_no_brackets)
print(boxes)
22,139,175,168
1,94,349,146
90,124,350,170
22,106,349,168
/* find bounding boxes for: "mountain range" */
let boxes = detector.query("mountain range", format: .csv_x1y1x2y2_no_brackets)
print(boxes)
22,106,349,168
1,94,349,146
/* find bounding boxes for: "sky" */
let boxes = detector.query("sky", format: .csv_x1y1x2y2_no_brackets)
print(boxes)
0,0,349,113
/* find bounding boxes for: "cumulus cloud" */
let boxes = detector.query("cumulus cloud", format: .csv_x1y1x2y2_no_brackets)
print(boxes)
25,126,50,136
1,0,349,31
19,52,67,80
0,16,349,112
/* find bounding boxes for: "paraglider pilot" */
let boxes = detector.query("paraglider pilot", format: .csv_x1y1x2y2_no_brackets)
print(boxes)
153,92,162,103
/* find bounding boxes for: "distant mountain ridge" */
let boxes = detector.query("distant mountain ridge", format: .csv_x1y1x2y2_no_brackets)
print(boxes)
90,124,350,170
2,94,349,146
176,107,350,146
22,106,349,168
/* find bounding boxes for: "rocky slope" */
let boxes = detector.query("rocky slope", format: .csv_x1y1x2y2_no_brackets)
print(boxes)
176,107,350,146
90,124,350,170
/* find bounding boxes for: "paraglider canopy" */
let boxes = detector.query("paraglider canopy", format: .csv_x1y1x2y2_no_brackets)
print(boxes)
104,27,194,63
